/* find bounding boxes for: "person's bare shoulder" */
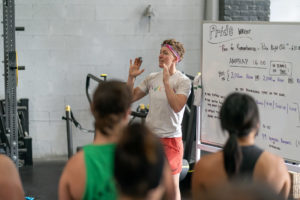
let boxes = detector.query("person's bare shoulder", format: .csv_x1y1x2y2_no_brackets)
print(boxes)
0,155,24,200
192,152,225,185
192,152,225,199
194,152,223,170
0,154,23,181
59,151,86,200
254,151,290,198
63,151,85,175
255,151,287,178
0,154,15,169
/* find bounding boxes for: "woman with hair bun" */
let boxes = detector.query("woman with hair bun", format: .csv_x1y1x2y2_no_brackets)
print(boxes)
192,92,290,200
59,80,132,200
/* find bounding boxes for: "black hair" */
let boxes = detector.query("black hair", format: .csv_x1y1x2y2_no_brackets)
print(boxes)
91,80,132,135
114,123,165,198
220,92,259,178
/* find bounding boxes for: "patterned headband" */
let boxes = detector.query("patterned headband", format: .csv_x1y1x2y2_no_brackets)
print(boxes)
164,44,181,62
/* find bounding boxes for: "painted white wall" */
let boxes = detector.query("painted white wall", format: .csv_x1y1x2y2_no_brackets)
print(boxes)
270,0,300,22
0,0,205,158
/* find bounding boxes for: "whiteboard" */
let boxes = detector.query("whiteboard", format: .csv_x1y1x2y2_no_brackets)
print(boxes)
201,21,300,163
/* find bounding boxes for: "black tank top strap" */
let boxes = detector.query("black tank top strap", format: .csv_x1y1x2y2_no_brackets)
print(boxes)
239,145,263,177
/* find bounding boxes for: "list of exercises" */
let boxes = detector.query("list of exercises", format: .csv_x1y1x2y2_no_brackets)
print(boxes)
201,22,300,163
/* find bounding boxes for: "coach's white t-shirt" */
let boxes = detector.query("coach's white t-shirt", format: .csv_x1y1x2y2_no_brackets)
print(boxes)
138,70,191,138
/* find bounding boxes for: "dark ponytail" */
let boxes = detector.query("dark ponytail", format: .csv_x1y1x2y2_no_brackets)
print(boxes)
220,93,259,178
223,133,242,178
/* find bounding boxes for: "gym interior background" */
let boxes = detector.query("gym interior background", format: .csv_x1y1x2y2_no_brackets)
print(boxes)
2,0,296,160
1,0,300,199
1,0,205,159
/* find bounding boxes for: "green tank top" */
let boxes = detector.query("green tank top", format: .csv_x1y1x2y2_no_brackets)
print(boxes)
82,144,117,200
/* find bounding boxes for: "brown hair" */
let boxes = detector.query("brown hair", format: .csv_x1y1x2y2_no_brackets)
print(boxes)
161,39,185,61
114,123,165,198
91,80,132,135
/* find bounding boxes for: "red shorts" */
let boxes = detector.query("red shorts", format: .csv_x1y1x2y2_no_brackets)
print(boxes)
160,137,183,175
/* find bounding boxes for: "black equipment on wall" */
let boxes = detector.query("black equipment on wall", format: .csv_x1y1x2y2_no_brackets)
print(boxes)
181,74,197,164
3,0,18,165
2,0,29,166
17,99,32,166
0,99,32,166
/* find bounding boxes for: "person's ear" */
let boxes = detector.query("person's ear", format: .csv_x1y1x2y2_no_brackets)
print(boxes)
254,123,260,137
256,123,260,130
124,108,132,123
90,103,95,115
172,56,177,63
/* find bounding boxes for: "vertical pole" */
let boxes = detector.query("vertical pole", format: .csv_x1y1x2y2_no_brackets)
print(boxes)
183,105,196,162
65,105,73,159
205,0,219,20
3,0,18,166
195,106,201,162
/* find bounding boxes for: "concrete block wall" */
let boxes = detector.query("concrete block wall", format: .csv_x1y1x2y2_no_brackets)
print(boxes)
0,0,204,158
219,0,270,21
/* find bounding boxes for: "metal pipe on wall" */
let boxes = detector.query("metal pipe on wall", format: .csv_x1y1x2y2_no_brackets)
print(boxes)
204,0,219,20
